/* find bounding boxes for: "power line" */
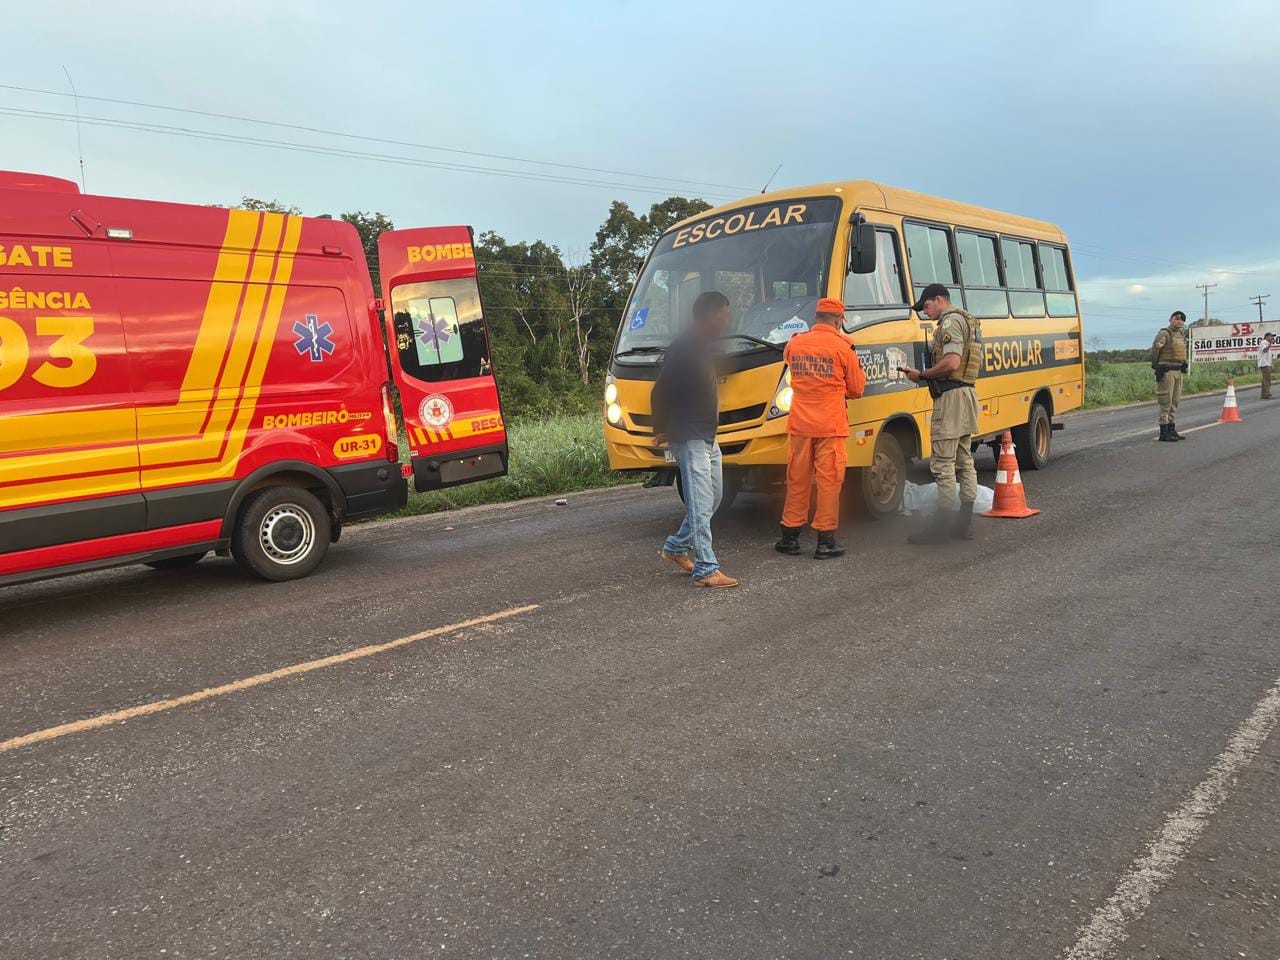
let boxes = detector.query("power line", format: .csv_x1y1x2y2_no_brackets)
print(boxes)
1072,243,1280,278
0,82,753,194
0,106,738,201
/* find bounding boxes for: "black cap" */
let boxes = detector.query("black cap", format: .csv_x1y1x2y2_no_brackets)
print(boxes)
912,283,950,312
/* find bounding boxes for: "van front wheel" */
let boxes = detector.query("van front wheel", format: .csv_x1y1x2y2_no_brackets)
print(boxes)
232,486,331,582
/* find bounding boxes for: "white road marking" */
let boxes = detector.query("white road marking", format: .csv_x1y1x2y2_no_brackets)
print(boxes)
1062,677,1280,959
0,604,539,755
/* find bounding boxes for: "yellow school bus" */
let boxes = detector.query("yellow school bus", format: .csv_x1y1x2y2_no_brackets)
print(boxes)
603,180,1084,515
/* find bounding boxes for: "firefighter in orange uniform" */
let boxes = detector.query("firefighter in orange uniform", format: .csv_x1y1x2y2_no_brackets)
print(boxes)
775,298,867,559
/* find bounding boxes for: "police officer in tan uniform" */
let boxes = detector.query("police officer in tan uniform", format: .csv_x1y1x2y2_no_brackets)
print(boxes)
1151,310,1190,441
902,283,982,544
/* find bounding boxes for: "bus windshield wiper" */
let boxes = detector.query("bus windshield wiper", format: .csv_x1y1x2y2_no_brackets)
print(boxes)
615,346,666,358
715,334,784,353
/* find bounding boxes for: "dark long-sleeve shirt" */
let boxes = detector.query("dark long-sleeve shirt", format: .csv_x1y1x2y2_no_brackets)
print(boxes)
650,333,718,443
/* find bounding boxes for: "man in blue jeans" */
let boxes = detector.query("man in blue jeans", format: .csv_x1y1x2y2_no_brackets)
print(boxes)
651,291,739,588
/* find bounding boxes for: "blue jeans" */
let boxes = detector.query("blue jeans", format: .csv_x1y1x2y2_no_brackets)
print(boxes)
663,439,723,580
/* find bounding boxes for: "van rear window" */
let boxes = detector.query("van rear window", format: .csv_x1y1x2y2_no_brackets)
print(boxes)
391,278,489,382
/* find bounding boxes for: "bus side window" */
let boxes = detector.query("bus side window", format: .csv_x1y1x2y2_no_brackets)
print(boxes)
1002,237,1046,318
843,229,910,330
904,222,964,309
956,230,1008,318
1040,244,1077,317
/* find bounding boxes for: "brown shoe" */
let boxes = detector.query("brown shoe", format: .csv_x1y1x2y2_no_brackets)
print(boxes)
660,551,695,573
694,570,739,588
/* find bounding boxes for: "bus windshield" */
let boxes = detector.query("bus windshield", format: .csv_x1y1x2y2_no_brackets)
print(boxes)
615,197,840,363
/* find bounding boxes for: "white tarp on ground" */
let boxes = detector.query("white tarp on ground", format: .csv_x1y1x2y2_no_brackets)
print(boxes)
900,481,996,515
1190,321,1280,362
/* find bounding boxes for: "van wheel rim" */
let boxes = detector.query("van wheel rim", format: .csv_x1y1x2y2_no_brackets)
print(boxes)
260,505,315,565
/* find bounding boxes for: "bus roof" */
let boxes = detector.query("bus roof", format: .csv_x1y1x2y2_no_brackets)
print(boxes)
670,180,1067,243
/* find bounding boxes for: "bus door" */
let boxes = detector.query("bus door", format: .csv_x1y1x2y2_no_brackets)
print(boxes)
378,226,508,492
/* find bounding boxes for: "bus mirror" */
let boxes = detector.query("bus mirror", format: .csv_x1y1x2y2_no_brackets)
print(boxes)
848,222,877,275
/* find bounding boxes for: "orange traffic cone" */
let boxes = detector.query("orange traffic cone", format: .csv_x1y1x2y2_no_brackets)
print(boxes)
984,431,1041,519
1219,379,1243,423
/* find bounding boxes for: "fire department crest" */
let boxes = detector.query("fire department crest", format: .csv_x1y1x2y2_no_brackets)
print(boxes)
419,394,454,429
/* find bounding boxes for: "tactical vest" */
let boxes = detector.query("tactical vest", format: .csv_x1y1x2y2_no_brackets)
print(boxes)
1154,326,1189,365
931,308,982,384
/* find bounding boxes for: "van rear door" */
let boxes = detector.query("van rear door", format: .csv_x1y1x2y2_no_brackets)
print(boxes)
378,227,508,492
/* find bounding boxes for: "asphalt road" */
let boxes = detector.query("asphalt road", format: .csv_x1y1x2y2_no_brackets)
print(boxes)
3,388,1278,960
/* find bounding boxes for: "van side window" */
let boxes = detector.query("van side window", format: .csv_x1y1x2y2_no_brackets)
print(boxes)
1040,244,1077,317
956,230,1008,318
843,228,910,330
392,277,490,382
904,222,963,308
1001,237,1045,318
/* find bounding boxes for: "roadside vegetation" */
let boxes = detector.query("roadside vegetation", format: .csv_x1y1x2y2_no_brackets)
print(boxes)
401,414,638,516
1083,358,1261,409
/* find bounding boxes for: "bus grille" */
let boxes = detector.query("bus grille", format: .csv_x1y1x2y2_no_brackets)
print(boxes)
629,403,765,431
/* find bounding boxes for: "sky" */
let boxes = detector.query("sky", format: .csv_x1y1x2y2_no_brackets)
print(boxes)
3,0,1278,347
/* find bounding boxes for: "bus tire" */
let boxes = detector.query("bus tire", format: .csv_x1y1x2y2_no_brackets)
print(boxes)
1013,402,1052,471
144,552,207,571
674,466,740,517
860,431,906,520
231,486,331,582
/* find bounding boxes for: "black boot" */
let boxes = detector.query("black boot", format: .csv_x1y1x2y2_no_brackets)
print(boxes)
1158,423,1177,442
1168,420,1184,440
774,525,802,556
814,531,846,559
950,501,976,540
908,510,951,545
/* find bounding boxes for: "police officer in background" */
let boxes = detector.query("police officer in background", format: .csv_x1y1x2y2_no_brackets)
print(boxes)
902,283,982,544
1151,310,1190,441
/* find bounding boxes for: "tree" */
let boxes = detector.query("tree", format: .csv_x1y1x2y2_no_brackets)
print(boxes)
235,197,302,215
589,196,711,313
341,210,395,290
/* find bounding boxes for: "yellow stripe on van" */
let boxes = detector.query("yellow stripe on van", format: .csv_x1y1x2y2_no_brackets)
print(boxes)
142,214,302,487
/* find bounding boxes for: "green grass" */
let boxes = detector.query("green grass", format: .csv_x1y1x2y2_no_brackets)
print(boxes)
400,413,639,516
1083,360,1261,409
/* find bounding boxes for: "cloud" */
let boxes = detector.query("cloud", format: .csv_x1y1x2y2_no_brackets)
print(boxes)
1078,257,1280,347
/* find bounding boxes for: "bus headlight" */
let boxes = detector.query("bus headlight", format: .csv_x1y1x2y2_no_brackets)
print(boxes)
768,368,792,418
606,402,623,425
604,381,618,405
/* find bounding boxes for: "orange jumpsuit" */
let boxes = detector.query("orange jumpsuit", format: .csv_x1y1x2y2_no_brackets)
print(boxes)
781,324,867,531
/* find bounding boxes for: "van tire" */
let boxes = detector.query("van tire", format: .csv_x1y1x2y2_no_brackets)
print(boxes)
1013,402,1052,471
144,552,208,571
231,486,331,582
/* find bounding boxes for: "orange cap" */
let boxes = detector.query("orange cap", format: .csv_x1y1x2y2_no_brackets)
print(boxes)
816,297,844,316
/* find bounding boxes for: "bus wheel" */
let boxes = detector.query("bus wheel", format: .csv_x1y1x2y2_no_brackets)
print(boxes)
1013,402,1052,471
232,486,331,582
860,432,906,520
674,467,740,517
144,552,207,571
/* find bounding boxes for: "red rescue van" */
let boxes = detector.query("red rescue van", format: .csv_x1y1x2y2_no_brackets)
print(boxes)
0,172,508,585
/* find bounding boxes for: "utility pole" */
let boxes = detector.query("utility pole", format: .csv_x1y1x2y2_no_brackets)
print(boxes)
1196,281,1218,325
1250,293,1270,323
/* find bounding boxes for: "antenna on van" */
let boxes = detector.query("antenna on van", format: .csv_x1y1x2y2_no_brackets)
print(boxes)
62,66,87,192
760,163,782,194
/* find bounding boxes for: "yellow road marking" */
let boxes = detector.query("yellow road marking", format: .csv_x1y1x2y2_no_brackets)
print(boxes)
0,604,539,755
